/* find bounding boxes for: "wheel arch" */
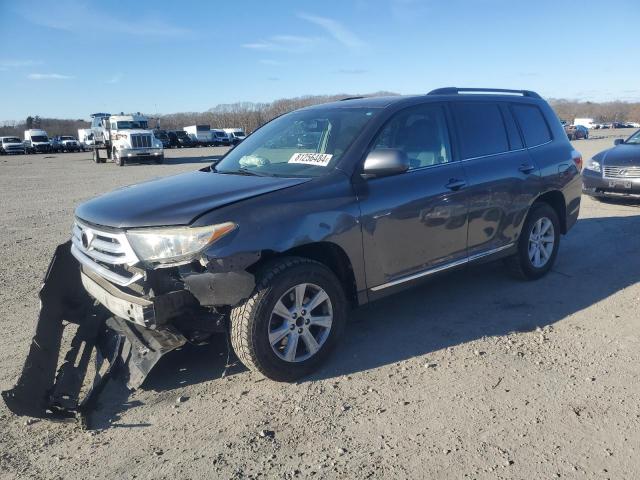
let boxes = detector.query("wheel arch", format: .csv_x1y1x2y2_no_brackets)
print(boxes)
533,190,568,234
250,241,359,308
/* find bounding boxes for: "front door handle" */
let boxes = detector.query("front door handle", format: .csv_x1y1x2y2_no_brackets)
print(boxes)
518,164,536,174
445,178,467,191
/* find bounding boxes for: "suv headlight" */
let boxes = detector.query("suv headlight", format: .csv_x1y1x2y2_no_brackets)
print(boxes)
126,222,236,265
585,158,601,173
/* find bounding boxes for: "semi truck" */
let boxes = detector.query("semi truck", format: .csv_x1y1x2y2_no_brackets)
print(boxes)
89,112,164,166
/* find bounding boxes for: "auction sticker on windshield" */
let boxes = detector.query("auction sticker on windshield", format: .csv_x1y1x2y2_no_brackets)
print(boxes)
288,152,333,166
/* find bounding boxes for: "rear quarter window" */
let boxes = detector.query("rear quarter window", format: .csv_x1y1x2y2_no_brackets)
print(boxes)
511,104,552,147
452,102,509,159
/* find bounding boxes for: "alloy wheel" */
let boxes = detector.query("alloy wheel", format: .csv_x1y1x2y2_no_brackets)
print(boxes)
528,217,555,268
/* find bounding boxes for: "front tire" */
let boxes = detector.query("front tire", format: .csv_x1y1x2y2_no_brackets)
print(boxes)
505,203,560,280
154,154,164,164
113,148,124,166
230,257,347,381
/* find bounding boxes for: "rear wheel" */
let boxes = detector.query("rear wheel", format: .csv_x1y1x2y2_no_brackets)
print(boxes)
504,203,560,280
230,257,347,381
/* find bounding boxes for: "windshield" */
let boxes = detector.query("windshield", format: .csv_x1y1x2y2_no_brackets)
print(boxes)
60,136,74,140
31,135,48,142
196,125,210,131
3,137,21,143
625,130,640,145
216,132,226,137
177,131,189,138
116,120,148,129
215,106,379,178
156,133,168,139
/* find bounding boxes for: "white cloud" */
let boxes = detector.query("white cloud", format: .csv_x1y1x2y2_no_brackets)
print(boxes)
0,59,42,69
107,73,123,84
14,0,192,38
259,59,283,66
28,73,75,80
298,13,366,51
243,35,321,53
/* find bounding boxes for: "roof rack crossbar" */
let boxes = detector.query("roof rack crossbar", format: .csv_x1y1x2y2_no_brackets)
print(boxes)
428,87,541,99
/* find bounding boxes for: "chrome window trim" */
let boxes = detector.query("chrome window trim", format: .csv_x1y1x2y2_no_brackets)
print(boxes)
371,243,515,291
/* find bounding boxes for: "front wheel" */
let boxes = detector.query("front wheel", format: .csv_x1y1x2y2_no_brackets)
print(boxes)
230,257,347,381
154,154,164,164
504,203,560,280
113,148,124,166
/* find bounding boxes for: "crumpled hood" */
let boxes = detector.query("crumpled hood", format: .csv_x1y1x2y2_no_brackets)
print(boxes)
75,170,310,228
599,144,640,165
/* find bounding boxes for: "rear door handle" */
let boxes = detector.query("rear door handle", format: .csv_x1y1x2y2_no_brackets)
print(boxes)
518,164,536,174
445,179,467,191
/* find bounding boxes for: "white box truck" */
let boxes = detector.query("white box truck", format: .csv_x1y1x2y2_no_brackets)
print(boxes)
184,125,212,146
574,118,596,129
24,129,51,153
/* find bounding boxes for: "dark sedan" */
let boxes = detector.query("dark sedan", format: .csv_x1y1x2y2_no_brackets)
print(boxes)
583,129,640,199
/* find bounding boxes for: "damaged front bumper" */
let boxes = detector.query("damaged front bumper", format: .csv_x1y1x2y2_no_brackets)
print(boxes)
1,240,245,421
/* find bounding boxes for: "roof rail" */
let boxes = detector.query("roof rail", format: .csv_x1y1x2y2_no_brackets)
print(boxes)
340,96,365,101
428,87,541,99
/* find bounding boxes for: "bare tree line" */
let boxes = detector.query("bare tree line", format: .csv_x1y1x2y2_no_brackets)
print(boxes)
2,94,640,139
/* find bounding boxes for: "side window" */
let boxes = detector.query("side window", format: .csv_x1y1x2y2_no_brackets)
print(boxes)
372,104,452,170
511,104,552,147
452,102,509,159
500,105,524,150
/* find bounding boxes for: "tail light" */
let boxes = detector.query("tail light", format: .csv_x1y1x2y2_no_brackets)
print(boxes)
571,150,583,172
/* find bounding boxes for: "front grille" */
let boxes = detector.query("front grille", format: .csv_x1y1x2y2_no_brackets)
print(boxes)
603,165,640,178
130,134,152,149
71,220,143,286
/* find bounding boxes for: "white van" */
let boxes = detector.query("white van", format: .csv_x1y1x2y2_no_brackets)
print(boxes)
78,128,95,150
24,129,51,153
223,128,246,145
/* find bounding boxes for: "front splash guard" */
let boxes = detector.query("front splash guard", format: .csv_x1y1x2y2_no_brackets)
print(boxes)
1,241,186,420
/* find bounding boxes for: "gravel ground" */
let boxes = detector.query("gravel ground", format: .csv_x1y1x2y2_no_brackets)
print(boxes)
0,132,639,479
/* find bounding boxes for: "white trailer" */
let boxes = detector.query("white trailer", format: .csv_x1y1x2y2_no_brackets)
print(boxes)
574,118,597,129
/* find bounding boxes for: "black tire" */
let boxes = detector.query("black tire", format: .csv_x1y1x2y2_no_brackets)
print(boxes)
230,257,347,381
154,154,164,164
113,147,124,166
504,203,560,280
92,148,100,163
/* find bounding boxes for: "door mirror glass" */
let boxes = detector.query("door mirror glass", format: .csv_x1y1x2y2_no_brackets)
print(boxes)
614,138,625,145
362,148,409,178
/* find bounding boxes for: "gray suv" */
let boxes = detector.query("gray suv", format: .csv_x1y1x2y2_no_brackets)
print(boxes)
3,88,582,418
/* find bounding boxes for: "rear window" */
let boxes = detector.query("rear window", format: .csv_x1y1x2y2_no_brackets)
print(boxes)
511,104,552,147
452,102,509,159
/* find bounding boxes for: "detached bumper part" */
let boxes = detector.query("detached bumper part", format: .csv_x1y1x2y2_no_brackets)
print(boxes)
1,241,188,419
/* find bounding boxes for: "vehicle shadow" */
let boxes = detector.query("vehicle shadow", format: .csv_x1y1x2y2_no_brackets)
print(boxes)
87,212,640,427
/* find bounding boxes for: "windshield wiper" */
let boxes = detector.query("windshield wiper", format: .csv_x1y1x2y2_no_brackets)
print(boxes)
215,167,268,177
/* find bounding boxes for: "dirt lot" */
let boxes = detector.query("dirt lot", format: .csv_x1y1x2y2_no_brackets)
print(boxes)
1,131,639,479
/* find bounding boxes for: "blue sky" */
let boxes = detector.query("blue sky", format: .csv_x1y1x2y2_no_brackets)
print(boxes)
0,0,638,121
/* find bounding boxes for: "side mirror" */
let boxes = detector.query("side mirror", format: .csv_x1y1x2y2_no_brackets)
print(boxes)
614,139,625,145
362,148,409,178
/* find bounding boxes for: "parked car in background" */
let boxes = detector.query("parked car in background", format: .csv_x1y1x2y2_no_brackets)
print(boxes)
223,128,247,145
574,118,596,129
212,129,231,146
59,135,81,152
565,124,589,140
24,129,51,153
583,129,640,200
173,130,196,148
78,128,94,151
49,136,63,153
166,131,180,148
0,136,26,155
153,129,172,149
